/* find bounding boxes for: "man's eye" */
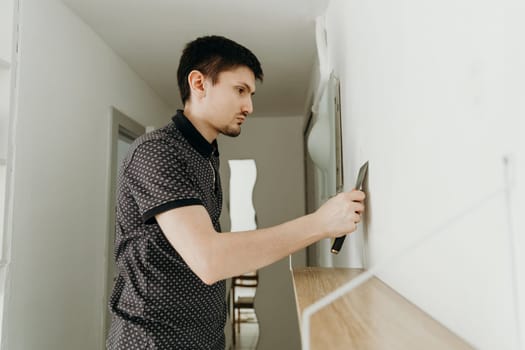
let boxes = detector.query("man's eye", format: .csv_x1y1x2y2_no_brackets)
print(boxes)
237,88,245,94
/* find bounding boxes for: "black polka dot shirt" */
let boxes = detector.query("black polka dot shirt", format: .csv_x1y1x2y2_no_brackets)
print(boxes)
107,110,225,349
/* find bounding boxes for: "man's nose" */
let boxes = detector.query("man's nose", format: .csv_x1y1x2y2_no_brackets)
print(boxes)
242,97,253,115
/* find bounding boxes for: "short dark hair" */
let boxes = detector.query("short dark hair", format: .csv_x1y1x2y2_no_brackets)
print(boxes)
177,35,264,104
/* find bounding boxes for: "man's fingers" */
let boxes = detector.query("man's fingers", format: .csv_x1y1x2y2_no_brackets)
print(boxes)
347,190,366,201
353,202,365,213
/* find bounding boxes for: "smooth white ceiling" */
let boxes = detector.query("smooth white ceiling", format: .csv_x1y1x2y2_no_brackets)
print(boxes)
61,0,329,117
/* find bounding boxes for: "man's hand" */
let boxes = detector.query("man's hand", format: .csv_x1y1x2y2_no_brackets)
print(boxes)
313,190,366,239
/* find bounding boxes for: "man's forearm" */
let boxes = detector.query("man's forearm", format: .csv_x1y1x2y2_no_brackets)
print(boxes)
157,191,364,286
205,213,324,284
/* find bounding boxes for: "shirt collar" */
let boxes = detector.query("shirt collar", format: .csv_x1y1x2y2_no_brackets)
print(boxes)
172,109,219,158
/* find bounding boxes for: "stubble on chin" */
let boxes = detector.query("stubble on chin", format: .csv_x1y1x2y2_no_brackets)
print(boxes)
221,125,241,137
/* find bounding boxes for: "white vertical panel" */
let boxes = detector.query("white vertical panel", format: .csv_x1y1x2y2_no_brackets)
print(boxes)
228,159,257,232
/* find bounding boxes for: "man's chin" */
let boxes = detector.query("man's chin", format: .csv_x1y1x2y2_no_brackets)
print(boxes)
221,126,241,137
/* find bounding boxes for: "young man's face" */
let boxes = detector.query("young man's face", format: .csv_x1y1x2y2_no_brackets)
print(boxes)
203,66,256,137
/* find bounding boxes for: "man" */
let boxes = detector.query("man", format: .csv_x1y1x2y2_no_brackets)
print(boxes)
107,35,365,349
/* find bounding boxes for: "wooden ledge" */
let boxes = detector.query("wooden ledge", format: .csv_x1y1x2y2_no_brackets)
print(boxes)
292,267,472,350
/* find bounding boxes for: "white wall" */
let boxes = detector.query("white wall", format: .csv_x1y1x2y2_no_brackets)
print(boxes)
1,0,172,349
0,1,16,343
508,0,525,343
0,66,11,258
0,0,14,160
0,0,14,65
218,115,306,350
0,69,10,162
322,0,523,349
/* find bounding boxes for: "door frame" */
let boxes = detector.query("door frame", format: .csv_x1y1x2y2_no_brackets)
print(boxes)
102,107,145,343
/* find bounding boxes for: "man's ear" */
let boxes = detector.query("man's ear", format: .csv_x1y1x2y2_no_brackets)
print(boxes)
187,70,207,99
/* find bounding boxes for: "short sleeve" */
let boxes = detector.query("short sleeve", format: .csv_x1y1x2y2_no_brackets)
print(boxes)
124,140,203,225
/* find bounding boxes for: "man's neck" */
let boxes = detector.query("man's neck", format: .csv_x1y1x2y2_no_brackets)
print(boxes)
183,106,218,144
